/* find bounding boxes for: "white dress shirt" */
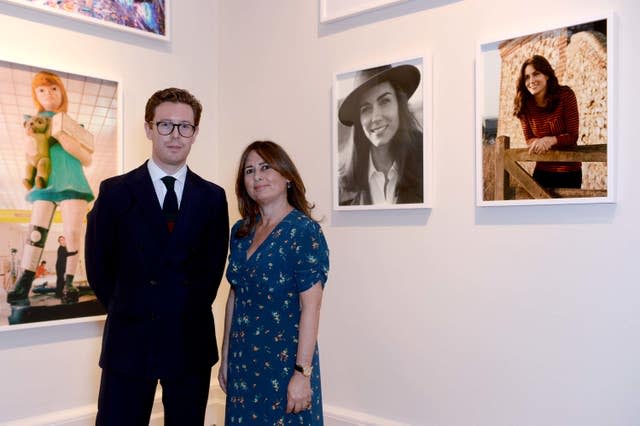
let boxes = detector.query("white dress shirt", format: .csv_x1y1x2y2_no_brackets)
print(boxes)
147,159,188,208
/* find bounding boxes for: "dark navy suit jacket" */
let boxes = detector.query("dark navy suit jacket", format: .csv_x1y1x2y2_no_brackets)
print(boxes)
85,162,229,379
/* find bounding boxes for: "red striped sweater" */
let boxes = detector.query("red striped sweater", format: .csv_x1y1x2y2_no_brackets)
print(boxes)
519,85,581,173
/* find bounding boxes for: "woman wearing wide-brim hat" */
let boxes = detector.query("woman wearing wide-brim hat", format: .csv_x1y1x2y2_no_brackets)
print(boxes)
338,63,424,206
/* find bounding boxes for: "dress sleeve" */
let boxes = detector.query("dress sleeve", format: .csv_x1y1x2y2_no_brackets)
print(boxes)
292,220,330,292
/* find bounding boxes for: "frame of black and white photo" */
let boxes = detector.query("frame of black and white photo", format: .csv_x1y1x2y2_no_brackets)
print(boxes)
320,0,409,23
0,0,169,41
0,58,122,330
475,14,615,206
332,55,432,211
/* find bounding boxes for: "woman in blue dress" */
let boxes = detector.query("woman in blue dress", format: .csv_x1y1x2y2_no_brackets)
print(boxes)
219,140,330,425
7,71,94,304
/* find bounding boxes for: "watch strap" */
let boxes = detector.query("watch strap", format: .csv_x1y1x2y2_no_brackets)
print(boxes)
295,363,312,377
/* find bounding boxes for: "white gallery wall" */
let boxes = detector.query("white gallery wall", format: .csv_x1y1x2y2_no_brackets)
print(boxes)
216,1,640,425
1,0,639,425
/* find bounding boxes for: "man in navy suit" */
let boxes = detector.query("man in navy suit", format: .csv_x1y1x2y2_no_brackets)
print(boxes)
85,88,229,425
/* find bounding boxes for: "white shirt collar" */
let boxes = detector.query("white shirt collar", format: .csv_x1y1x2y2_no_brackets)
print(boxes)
147,158,187,184
147,159,188,207
367,153,399,204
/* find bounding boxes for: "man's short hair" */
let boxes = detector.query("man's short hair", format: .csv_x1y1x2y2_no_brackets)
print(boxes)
144,87,203,126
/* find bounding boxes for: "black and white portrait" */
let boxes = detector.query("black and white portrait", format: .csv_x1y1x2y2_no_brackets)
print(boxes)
333,57,430,210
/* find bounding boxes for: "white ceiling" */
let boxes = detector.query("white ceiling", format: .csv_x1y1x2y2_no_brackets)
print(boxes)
0,60,119,213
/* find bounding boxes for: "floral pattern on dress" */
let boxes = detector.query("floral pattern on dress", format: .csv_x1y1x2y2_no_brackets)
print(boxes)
225,209,329,425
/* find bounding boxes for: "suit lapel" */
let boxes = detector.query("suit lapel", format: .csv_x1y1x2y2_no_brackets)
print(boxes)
126,164,204,249
127,162,170,239
171,168,200,239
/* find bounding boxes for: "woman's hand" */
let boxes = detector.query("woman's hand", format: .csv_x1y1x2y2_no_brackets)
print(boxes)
528,136,557,154
286,372,312,414
217,359,228,394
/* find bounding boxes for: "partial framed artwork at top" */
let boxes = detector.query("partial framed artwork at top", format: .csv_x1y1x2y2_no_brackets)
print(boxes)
332,55,432,211
475,14,614,206
320,0,408,23
0,59,121,330
0,0,169,41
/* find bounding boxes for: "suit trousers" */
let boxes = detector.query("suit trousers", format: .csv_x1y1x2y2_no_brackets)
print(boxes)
96,367,212,426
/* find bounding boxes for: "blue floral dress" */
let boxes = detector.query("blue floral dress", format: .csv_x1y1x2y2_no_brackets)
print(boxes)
225,209,330,425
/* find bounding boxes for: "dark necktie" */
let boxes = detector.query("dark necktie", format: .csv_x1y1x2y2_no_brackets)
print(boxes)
161,176,178,232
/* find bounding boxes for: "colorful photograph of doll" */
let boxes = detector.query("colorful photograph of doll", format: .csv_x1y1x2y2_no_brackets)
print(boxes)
8,71,94,305
0,63,119,328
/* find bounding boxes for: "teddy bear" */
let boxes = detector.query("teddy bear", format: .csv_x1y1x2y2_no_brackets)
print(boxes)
23,114,52,190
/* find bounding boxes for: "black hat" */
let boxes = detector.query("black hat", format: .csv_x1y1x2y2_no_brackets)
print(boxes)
338,64,420,126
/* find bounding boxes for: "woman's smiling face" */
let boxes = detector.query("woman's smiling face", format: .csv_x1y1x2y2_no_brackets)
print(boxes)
243,150,289,206
359,81,400,148
523,64,549,98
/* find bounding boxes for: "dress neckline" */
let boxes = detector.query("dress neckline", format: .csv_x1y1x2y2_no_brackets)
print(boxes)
245,209,296,261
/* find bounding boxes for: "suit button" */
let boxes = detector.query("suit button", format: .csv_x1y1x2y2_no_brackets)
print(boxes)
150,313,158,321
149,280,158,286
183,279,190,286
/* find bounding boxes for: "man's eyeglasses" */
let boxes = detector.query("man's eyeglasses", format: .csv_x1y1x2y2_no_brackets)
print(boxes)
152,121,197,138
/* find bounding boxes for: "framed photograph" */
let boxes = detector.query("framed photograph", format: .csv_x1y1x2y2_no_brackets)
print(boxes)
332,55,432,211
476,14,614,206
0,59,121,330
0,0,169,41
320,0,408,23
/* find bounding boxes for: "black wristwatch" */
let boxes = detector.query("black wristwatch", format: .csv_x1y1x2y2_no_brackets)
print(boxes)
295,363,313,377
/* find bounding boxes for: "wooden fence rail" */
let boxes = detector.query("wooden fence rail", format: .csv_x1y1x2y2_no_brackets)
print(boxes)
494,135,607,200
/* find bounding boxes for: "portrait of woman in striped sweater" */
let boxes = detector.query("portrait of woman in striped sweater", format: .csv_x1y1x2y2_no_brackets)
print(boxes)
514,54,581,189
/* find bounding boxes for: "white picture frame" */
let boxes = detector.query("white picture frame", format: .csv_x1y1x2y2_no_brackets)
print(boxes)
320,0,408,23
475,14,615,206
0,0,170,41
0,58,123,331
332,54,433,211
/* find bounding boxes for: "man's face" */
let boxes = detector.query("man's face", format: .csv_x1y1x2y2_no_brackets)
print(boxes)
145,102,198,173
